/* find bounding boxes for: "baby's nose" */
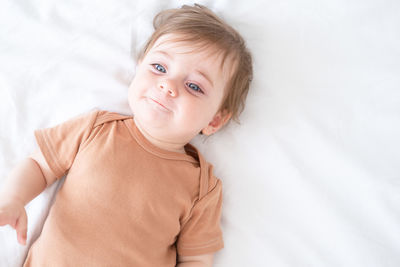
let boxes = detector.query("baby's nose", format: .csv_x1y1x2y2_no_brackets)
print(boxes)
158,80,177,97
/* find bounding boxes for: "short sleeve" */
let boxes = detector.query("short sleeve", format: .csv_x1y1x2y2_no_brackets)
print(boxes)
177,179,224,256
34,110,99,178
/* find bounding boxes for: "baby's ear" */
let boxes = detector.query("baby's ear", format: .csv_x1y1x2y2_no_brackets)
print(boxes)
201,110,232,136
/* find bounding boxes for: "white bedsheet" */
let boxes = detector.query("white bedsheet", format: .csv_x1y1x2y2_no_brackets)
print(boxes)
1,0,399,266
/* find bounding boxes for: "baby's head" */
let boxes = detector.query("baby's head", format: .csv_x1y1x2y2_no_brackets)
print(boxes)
129,4,252,148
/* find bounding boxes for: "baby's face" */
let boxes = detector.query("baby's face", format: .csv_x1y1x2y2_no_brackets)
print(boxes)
128,34,231,147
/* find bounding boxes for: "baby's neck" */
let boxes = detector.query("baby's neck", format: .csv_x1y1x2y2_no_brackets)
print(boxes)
134,118,187,154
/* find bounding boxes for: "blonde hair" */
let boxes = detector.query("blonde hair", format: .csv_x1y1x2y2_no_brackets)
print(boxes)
137,4,253,123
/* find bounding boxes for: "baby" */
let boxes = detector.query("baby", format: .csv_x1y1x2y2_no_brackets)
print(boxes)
0,4,252,267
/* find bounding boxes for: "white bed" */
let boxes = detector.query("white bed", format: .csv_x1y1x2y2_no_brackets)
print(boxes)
1,0,399,266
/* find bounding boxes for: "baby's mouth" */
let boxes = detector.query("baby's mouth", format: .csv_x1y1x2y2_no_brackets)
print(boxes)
147,97,170,111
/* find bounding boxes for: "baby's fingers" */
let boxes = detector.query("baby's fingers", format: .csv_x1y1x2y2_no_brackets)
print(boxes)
0,211,17,227
15,210,28,245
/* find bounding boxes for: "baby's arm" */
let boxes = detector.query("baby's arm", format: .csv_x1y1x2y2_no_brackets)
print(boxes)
0,150,57,245
176,253,214,267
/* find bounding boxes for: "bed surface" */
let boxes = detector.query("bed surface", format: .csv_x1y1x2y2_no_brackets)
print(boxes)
0,0,399,266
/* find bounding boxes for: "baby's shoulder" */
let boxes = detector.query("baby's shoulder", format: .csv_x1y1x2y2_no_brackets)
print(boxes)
196,151,222,200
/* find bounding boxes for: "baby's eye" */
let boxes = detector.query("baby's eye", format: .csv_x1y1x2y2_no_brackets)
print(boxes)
186,82,203,94
152,64,166,73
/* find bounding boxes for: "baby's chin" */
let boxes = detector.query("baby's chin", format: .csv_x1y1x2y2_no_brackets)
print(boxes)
131,99,170,121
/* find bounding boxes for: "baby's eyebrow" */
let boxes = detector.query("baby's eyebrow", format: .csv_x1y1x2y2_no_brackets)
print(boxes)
152,50,214,88
152,50,172,59
195,69,214,88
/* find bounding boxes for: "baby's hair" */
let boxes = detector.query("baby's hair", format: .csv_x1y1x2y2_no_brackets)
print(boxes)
137,4,253,124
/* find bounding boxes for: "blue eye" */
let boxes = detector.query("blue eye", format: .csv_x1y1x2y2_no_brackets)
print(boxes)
153,64,166,73
187,83,203,93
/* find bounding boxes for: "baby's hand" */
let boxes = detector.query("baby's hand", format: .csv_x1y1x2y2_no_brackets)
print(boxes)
0,198,28,245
